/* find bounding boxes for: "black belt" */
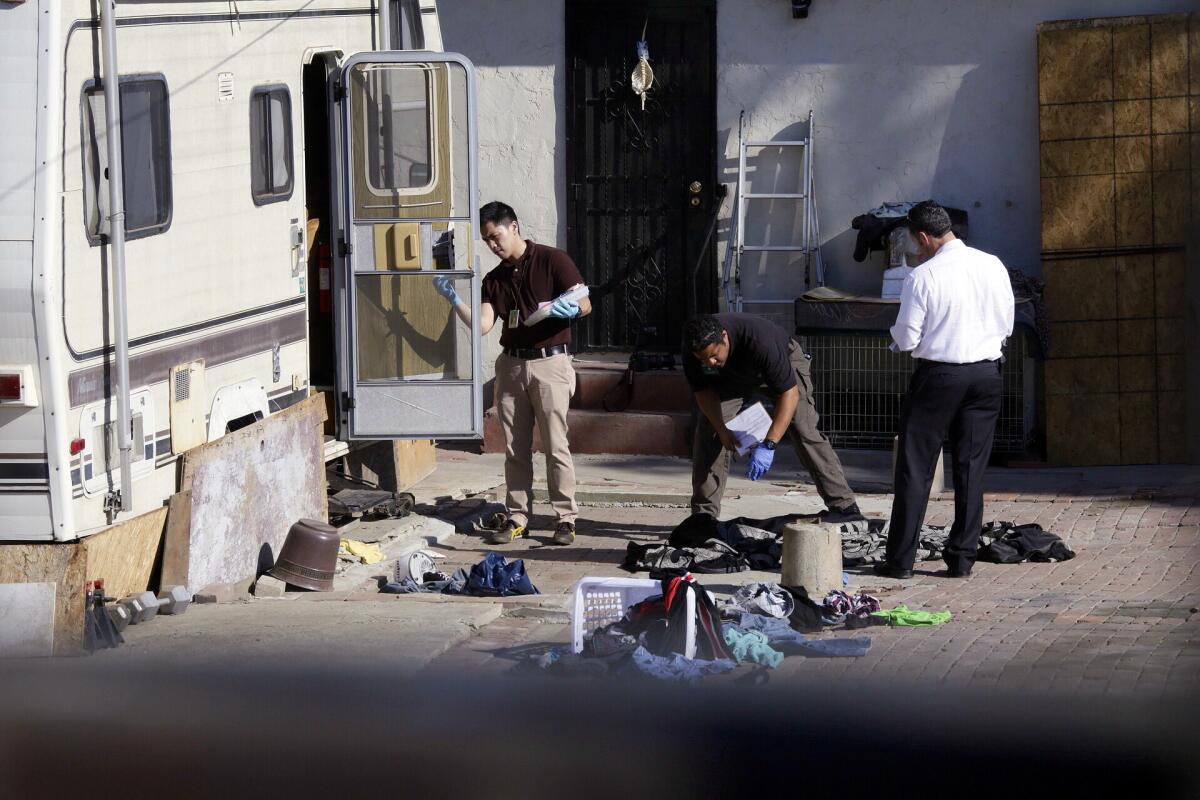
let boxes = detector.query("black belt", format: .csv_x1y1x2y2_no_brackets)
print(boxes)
916,357,1001,366
503,344,569,360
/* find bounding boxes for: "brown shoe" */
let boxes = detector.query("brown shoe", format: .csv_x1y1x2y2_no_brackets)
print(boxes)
551,521,576,546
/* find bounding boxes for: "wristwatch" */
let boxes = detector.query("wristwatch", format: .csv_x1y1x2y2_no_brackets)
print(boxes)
761,438,778,450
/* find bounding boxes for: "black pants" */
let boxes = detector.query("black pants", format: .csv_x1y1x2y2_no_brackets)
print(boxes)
885,360,1003,572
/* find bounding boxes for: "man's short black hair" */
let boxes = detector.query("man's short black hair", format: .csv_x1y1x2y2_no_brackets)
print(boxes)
683,315,726,353
905,200,953,237
479,201,518,229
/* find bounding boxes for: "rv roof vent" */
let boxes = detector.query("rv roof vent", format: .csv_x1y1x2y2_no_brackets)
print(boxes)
217,72,235,103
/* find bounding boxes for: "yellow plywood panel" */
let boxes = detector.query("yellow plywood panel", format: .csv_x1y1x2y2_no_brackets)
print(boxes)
1041,175,1115,250
1113,22,1151,100
1117,356,1156,392
1119,391,1159,464
1040,139,1113,177
1156,317,1184,353
1157,354,1185,392
1044,258,1116,321
1115,254,1155,318
1050,320,1118,357
1152,170,1189,244
1039,26,1113,104
1046,393,1120,465
1158,391,1187,462
82,507,168,598
1118,318,1155,355
1113,100,1151,136
1114,173,1152,246
1045,357,1118,395
1150,19,1189,97
1154,251,1186,318
1114,136,1151,172
1152,97,1189,133
1040,102,1112,140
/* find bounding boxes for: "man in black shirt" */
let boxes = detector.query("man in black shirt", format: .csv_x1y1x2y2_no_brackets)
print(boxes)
682,313,861,521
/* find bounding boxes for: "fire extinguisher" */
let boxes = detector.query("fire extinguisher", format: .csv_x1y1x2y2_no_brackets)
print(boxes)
317,241,332,314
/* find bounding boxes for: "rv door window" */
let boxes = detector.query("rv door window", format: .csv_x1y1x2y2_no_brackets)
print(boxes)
353,64,434,194
81,76,173,243
250,85,295,205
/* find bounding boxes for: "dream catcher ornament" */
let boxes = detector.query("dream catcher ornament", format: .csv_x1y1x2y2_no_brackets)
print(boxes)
630,28,654,111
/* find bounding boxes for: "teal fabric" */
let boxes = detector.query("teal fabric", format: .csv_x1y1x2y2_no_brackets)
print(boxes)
722,626,784,668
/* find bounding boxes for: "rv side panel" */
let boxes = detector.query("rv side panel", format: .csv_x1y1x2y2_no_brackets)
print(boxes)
0,0,55,539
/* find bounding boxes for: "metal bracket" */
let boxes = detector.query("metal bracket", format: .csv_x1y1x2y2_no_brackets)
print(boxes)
103,490,122,519
338,237,353,257
791,0,812,19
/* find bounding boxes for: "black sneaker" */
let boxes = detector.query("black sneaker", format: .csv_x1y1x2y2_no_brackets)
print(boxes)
819,503,865,524
551,521,576,546
485,520,526,545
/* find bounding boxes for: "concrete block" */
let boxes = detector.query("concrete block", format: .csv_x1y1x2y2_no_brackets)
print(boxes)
253,574,287,599
780,524,842,596
0,582,56,658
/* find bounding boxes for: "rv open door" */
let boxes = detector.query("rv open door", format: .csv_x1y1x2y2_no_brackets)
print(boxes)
333,53,481,439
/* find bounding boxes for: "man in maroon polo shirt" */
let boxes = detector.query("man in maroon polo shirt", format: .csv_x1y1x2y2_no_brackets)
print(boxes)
435,201,591,545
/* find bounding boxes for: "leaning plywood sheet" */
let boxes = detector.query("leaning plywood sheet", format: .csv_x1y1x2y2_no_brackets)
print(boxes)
163,394,328,592
82,506,168,598
0,544,85,655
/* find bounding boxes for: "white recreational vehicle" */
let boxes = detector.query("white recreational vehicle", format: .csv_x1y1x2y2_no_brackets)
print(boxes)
0,0,484,541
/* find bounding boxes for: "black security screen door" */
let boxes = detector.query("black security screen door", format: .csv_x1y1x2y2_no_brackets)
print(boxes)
566,0,717,352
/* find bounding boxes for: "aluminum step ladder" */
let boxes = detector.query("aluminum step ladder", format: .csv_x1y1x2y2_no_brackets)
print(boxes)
724,110,825,314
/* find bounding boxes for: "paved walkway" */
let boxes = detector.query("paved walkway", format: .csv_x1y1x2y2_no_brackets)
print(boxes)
421,450,1200,696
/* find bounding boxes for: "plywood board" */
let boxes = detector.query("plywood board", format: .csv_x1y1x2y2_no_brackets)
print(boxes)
0,543,85,655
82,506,167,599
172,393,327,592
394,439,436,491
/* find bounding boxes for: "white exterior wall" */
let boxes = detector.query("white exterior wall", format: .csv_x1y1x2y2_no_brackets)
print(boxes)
442,0,1199,363
439,0,566,378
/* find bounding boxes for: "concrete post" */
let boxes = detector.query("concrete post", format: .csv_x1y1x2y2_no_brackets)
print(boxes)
781,523,842,595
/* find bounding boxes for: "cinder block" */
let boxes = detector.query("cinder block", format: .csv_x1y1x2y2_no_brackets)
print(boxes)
253,574,287,599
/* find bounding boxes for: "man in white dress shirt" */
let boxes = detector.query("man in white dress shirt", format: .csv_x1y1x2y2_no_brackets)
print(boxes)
874,201,1015,580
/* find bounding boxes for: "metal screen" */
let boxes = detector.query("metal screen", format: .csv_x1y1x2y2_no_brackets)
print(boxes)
797,331,1033,454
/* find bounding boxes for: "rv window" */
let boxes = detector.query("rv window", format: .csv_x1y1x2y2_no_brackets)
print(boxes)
81,77,173,243
392,0,425,49
354,65,434,194
250,86,295,205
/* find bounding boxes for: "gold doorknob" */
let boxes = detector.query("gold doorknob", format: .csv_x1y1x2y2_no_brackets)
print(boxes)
688,181,702,194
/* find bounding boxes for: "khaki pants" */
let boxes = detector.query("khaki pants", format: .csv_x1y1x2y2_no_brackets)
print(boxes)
494,352,578,526
691,340,856,516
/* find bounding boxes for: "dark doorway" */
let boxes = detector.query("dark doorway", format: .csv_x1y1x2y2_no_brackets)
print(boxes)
566,0,717,353
302,55,335,389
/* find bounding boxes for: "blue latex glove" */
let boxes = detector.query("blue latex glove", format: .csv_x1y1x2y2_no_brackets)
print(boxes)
548,297,580,319
433,276,460,305
746,445,775,481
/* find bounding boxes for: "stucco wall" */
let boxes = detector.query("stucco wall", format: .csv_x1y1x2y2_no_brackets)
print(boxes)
441,0,1196,371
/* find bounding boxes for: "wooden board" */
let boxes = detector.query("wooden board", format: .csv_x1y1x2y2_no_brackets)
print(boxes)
162,393,327,592
1037,12,1197,466
83,506,167,599
0,542,86,656
393,439,436,491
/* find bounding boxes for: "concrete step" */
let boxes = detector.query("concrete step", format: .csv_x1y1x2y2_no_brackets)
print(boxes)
483,407,691,457
570,362,692,412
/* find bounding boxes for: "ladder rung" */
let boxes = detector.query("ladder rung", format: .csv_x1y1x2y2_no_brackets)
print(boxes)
743,140,809,147
743,193,807,199
741,245,810,252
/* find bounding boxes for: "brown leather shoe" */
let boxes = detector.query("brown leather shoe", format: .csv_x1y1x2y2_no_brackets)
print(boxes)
551,521,576,546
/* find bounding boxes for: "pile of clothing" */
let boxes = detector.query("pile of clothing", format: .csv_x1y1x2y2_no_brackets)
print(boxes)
533,575,881,684
621,514,1075,574
380,551,540,597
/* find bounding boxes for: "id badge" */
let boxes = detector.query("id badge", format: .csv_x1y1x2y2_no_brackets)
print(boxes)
507,309,520,330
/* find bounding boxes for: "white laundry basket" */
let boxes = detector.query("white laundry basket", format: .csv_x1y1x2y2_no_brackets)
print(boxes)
571,576,696,659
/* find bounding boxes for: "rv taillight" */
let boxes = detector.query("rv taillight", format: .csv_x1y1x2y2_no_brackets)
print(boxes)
70,438,86,455
0,374,21,401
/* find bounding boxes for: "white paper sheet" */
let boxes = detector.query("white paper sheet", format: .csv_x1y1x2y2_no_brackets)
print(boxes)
726,402,772,456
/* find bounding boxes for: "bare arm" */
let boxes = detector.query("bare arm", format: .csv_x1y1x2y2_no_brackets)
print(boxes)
695,389,738,451
449,300,497,335
767,386,799,443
